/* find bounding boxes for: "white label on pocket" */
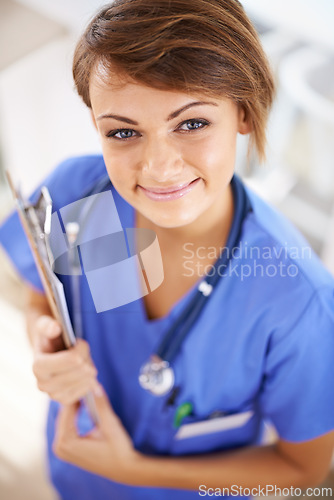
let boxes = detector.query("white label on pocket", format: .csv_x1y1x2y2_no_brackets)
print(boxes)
174,410,254,440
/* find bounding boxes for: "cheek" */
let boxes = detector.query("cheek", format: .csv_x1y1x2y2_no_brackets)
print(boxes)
186,133,237,174
101,145,137,186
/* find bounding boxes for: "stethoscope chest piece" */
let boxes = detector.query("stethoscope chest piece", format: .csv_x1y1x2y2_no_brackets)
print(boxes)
139,355,175,396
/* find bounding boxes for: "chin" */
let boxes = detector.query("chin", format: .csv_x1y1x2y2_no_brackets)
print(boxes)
146,211,201,229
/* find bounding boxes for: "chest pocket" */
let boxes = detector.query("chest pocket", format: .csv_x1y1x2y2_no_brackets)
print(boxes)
134,396,261,456
170,409,258,455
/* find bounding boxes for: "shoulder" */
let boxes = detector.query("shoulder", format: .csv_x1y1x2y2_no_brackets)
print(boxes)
31,154,108,209
224,180,334,336
49,154,106,181
242,182,334,291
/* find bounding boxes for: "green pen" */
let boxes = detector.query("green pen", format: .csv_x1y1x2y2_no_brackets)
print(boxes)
174,402,193,428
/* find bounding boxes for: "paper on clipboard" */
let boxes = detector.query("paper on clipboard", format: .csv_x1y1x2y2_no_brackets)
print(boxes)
6,171,98,423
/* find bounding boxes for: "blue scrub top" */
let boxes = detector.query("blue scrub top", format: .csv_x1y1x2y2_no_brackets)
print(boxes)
1,155,334,500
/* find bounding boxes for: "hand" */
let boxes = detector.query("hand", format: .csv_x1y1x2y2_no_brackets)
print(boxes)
53,384,141,484
32,315,97,405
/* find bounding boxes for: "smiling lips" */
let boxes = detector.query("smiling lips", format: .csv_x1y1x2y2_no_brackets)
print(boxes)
138,178,201,201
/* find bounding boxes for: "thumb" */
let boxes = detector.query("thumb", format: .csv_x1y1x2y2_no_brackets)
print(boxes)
34,315,63,353
37,315,62,339
53,402,80,459
93,384,120,435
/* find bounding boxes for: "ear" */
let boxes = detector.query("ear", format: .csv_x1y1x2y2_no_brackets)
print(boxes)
237,106,252,135
90,110,98,131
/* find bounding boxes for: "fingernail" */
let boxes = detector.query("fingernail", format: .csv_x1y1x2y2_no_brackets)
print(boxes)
94,384,103,398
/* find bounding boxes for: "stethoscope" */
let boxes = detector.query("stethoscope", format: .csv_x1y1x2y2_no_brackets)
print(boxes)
64,173,252,397
139,176,252,396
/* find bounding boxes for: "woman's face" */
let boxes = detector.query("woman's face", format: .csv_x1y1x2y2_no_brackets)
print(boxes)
90,71,249,229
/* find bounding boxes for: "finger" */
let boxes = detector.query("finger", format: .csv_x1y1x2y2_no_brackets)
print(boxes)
35,315,62,339
87,427,103,439
50,376,97,405
33,316,64,353
33,339,92,377
57,402,79,439
74,339,93,364
38,365,97,402
33,349,84,378
92,384,120,435
53,402,80,459
54,403,103,464
38,361,97,389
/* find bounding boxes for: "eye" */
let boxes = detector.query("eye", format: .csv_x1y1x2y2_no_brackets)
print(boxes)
106,128,138,140
177,119,210,132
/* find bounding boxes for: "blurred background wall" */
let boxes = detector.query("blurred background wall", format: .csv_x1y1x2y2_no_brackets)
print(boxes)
0,1,333,499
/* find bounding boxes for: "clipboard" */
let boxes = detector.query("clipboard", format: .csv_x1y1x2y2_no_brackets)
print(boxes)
6,171,98,424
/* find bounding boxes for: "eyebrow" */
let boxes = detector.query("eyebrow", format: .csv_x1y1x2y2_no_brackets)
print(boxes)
96,101,218,125
97,114,139,125
167,101,217,120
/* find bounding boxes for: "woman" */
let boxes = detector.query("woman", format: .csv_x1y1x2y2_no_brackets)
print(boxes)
1,1,334,498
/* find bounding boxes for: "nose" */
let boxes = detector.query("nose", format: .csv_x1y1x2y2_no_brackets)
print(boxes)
140,136,183,182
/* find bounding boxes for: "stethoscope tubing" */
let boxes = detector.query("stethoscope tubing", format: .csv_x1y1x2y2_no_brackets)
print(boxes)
156,176,251,365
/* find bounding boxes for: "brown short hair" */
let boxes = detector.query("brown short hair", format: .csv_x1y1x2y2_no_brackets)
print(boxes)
73,0,275,161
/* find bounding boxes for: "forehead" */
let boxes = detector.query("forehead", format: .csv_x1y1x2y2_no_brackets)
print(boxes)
89,64,232,117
